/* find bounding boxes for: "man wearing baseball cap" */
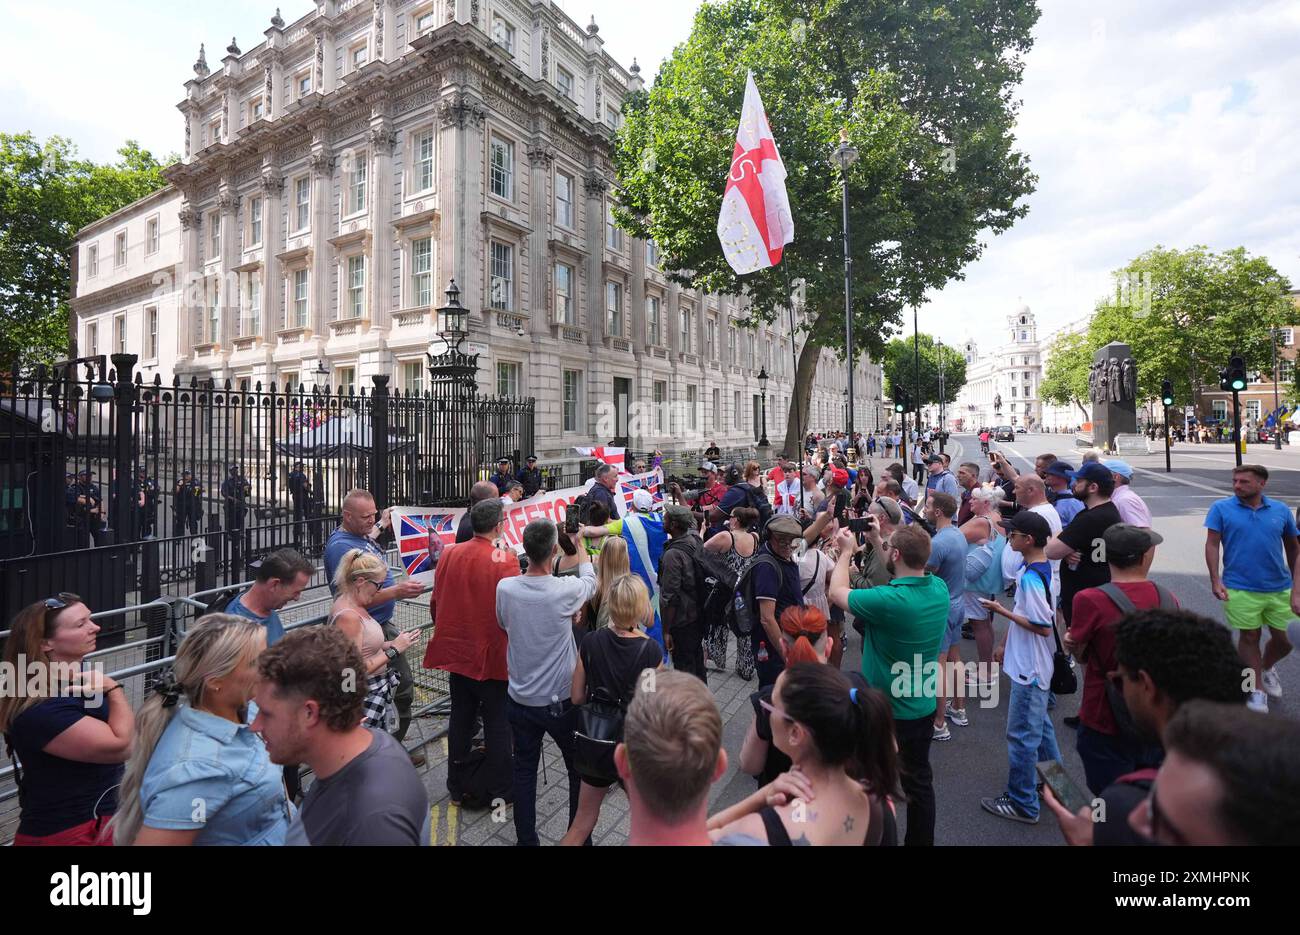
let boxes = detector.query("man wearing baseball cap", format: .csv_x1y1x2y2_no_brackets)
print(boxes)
1064,524,1174,795
980,509,1062,823
1042,460,1084,525
923,454,960,507
1046,461,1123,627
1102,459,1151,527
750,514,807,689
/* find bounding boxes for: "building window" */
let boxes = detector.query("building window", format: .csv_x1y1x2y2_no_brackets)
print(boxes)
681,306,692,354
713,388,721,431
1011,386,1018,397
146,217,160,255
555,263,574,324
605,104,619,129
209,285,220,343
414,130,435,192
337,366,356,395
556,66,573,100
1279,328,1294,347
348,157,367,215
282,371,299,391
297,71,312,97
86,322,98,357
249,97,264,122
646,296,660,346
351,42,369,71
1020,330,1027,341
646,239,659,268
497,361,520,397
706,316,716,360
114,231,127,267
249,196,262,246
734,390,742,429
243,278,261,335
346,255,366,319
492,16,515,54
410,238,432,307
555,172,574,228
489,137,514,200
294,176,311,231
1280,359,1295,383
413,6,437,36
401,360,425,395
1246,399,1262,423
563,369,581,433
490,241,513,311
87,245,98,277
605,202,622,251
209,212,221,258
653,381,667,433
114,315,126,355
686,384,698,431
606,282,623,338
293,269,309,327
146,306,158,359
747,332,755,370
209,119,221,146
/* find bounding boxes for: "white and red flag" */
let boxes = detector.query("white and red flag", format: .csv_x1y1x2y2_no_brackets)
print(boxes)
717,70,795,275
572,446,626,472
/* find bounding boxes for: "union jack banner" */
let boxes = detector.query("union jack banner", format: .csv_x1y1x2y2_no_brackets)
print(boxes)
618,471,664,511
397,512,457,575
573,446,626,471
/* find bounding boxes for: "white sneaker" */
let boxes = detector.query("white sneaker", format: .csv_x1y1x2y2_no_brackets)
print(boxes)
1246,690,1269,714
946,703,969,727
1261,668,1283,699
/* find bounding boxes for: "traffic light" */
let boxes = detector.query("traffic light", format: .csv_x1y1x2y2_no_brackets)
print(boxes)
894,394,906,414
1161,380,1174,407
1227,355,1247,392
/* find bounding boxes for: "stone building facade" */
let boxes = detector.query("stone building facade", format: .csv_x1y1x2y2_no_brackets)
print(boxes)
70,0,883,461
951,304,1043,431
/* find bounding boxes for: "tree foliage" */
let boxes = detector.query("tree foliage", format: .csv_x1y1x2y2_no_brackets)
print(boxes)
612,0,1039,452
883,333,968,407
1039,246,1293,415
0,134,174,369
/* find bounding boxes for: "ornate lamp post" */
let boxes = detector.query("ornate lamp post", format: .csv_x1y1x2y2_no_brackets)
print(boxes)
757,366,770,448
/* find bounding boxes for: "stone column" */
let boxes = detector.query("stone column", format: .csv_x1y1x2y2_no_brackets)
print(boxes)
178,203,201,360
368,121,396,332
309,146,334,336
260,168,284,339
217,184,238,351
583,172,607,350
526,144,552,338
439,93,486,310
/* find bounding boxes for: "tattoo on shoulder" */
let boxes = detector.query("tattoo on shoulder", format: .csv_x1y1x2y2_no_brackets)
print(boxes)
843,815,855,834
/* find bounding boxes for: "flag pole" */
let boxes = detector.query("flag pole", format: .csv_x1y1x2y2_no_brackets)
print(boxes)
779,258,806,516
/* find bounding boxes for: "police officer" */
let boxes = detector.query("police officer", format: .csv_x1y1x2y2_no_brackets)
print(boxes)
488,457,514,493
134,467,160,538
221,464,250,532
516,454,545,498
287,460,310,545
173,469,203,537
63,472,81,542
72,469,106,547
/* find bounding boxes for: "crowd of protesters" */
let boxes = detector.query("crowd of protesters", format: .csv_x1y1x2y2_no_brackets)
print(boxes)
4,427,1299,849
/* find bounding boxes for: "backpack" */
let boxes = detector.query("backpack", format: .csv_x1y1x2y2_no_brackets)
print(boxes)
573,685,626,785
661,536,710,621
726,552,782,637
742,484,774,527
1096,582,1177,738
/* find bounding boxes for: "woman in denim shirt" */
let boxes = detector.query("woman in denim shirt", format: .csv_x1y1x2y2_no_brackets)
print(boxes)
110,614,291,845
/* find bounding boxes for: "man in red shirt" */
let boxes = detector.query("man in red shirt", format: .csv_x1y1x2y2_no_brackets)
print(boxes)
424,498,519,806
1064,524,1176,796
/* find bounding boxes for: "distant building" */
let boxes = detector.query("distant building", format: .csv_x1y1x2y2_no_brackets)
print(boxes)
952,304,1043,431
1198,290,1300,430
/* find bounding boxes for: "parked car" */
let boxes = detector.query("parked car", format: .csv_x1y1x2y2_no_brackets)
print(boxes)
994,425,1015,442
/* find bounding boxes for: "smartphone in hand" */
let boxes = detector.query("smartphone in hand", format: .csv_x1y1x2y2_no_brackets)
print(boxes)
1036,760,1090,814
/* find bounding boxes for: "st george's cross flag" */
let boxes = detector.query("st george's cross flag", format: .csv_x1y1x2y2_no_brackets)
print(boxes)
716,70,795,275
572,446,626,472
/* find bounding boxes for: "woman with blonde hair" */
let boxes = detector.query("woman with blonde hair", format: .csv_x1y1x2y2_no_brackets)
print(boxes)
561,574,664,845
111,613,289,845
330,548,421,730
584,535,631,632
1,594,133,845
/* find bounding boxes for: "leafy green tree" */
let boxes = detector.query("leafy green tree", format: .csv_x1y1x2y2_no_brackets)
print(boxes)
1038,246,1293,420
0,134,173,369
1039,330,1093,421
883,333,967,409
612,0,1039,454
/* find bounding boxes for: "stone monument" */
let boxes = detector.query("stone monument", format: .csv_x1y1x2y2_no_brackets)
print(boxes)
1090,342,1138,451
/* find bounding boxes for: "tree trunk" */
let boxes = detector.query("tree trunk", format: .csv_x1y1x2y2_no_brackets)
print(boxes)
782,335,823,459
1073,398,1088,422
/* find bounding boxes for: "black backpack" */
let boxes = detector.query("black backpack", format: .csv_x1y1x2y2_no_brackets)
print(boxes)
726,552,782,637
744,484,775,527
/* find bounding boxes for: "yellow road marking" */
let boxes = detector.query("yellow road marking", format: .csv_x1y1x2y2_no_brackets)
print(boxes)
430,804,440,846
446,803,458,846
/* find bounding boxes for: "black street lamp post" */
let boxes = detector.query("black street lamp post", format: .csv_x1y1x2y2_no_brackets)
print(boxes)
835,128,858,441
758,366,770,448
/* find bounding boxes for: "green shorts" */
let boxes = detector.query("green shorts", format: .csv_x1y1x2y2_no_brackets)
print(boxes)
1224,588,1295,631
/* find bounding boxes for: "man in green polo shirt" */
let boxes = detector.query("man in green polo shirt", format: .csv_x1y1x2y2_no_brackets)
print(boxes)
830,524,948,847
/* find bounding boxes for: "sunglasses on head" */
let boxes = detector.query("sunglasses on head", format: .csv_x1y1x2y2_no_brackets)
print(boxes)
43,593,81,614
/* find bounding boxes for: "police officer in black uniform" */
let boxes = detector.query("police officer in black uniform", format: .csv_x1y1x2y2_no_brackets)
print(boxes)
72,469,106,547
516,455,545,498
134,467,160,538
287,460,310,544
488,457,515,493
221,464,250,533
173,469,203,537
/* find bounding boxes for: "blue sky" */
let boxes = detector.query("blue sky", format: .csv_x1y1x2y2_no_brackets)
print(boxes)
3,0,1297,344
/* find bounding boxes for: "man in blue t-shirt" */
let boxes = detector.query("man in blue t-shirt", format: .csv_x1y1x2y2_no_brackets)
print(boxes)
750,514,806,689
1205,464,1300,713
226,548,315,646
324,489,425,756
925,492,968,741
923,455,960,508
